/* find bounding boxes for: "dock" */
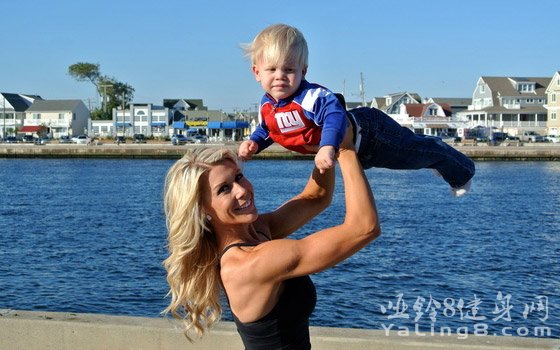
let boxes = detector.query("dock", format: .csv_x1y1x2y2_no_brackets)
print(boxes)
1,142,560,160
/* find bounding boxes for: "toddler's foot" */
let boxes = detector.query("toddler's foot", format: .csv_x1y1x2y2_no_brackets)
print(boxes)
432,170,472,197
451,178,472,197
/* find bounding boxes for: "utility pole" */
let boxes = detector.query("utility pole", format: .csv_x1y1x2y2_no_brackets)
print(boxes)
100,84,113,113
2,94,5,139
359,72,366,107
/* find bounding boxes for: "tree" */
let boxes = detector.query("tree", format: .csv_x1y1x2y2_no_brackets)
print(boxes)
68,62,135,120
68,63,101,91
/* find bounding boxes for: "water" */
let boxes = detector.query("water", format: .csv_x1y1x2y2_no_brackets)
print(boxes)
0,158,558,338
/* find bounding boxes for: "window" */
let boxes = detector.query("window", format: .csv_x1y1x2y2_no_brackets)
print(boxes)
429,107,438,116
517,83,535,92
527,99,534,103
480,85,485,93
552,112,557,120
32,113,41,120
58,113,65,120
552,94,557,102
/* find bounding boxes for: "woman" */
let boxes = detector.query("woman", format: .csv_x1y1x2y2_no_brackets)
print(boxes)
163,124,380,349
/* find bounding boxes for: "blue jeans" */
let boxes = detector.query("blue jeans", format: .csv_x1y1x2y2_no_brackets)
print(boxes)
349,107,475,188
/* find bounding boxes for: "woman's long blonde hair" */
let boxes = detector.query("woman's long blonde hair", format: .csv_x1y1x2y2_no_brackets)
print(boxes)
162,147,238,340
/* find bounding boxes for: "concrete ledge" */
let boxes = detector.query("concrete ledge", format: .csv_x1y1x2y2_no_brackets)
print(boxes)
1,143,560,161
0,310,557,350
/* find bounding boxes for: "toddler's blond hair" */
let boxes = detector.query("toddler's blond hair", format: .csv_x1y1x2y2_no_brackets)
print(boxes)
243,23,308,68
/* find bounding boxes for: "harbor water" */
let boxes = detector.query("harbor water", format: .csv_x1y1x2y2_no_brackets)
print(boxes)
0,158,558,338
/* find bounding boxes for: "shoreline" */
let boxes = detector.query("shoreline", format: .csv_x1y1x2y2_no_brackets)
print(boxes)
1,310,557,350
1,142,560,161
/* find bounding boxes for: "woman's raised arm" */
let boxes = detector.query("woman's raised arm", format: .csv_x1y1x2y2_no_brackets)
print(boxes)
248,124,380,281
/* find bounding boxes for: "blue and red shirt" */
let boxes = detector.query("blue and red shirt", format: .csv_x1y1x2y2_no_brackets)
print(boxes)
250,80,347,154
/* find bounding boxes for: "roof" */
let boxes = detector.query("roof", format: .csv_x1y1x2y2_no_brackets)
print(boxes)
404,103,452,118
1,93,42,112
481,76,551,97
163,98,207,110
429,97,472,106
26,100,84,112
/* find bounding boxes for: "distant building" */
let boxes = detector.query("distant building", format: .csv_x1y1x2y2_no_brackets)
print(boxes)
371,92,422,114
457,76,551,136
105,103,170,138
25,99,89,138
544,71,560,136
426,97,471,117
0,92,42,138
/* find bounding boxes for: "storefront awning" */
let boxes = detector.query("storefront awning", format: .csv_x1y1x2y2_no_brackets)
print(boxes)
151,122,167,127
115,122,132,127
208,121,250,129
172,122,187,129
19,126,42,133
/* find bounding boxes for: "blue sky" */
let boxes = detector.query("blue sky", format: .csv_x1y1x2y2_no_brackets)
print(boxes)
2,0,558,112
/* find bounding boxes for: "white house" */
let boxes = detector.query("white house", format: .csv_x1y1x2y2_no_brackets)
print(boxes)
0,92,42,138
109,103,170,138
544,71,560,136
457,76,550,136
24,99,90,138
371,92,422,115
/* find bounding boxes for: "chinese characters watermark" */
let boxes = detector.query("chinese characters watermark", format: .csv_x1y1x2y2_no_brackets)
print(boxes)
379,292,552,339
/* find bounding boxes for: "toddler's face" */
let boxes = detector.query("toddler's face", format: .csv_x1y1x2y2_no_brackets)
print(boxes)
252,58,306,101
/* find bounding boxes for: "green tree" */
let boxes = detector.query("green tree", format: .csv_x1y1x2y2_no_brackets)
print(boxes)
68,62,135,120
68,62,101,91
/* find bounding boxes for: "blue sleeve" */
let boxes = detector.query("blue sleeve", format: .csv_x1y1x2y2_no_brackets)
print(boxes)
312,93,347,150
249,122,274,153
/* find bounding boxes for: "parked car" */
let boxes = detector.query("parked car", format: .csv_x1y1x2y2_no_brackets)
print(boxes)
171,134,191,145
521,131,544,142
72,135,89,144
193,135,208,144
2,136,18,143
545,135,560,143
114,136,126,144
59,135,73,144
133,134,147,143
22,135,36,143
34,137,50,145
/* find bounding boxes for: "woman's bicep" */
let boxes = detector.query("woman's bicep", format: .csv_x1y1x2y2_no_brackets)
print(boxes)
253,224,373,281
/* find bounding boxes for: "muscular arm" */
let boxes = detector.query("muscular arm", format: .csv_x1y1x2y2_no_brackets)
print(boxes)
252,123,380,280
256,164,334,240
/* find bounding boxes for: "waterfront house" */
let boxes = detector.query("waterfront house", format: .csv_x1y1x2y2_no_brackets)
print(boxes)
24,99,89,138
426,97,471,118
371,92,422,114
457,76,551,137
106,103,170,138
392,102,468,137
0,93,42,138
544,71,560,136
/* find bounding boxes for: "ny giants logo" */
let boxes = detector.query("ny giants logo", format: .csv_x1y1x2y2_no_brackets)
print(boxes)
274,110,305,133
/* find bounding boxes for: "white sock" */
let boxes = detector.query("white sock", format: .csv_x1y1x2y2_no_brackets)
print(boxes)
451,178,472,197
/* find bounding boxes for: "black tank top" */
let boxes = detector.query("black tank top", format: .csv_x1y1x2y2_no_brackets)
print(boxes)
220,243,316,350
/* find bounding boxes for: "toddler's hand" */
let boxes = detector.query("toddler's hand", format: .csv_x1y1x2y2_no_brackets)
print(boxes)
238,140,259,160
315,146,336,174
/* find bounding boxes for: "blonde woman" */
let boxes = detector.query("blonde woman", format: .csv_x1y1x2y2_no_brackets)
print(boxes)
163,124,380,349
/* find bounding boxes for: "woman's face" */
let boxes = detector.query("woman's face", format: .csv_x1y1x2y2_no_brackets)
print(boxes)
202,159,258,227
